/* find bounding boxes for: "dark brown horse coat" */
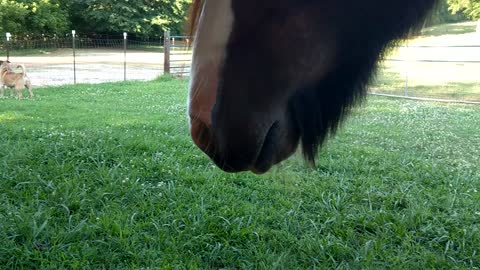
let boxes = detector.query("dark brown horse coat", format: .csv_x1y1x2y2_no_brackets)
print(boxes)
188,0,438,173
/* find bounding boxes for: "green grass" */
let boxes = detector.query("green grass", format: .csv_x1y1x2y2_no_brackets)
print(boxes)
0,48,57,57
372,69,480,102
1,79,479,269
420,21,477,36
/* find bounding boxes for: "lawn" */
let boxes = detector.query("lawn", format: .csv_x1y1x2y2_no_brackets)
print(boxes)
371,66,480,102
420,21,478,37
0,48,57,57
0,78,479,269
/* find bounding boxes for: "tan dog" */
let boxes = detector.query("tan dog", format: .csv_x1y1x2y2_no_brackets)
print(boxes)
0,60,33,99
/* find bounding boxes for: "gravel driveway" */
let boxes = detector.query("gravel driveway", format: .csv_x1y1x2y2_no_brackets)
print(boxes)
7,48,192,86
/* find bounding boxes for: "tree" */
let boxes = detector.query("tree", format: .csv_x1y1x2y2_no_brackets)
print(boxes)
448,0,480,19
1,0,70,36
0,0,29,35
1,0,192,38
69,0,192,37
23,0,70,35
426,0,467,26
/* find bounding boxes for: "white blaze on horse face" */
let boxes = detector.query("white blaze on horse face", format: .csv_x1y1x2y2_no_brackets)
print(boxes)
188,0,234,127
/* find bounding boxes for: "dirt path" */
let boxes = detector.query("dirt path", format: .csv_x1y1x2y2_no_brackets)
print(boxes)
8,49,192,86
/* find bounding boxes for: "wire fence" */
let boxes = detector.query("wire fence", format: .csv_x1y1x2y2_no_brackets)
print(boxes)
0,31,191,86
0,31,479,103
372,43,480,103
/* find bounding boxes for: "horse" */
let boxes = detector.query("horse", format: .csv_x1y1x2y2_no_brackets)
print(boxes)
187,0,438,174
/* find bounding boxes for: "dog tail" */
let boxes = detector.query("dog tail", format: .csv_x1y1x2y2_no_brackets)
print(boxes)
17,64,27,77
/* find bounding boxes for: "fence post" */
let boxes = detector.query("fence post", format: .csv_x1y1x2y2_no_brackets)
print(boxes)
164,30,171,75
124,32,127,81
72,30,77,84
6,32,11,61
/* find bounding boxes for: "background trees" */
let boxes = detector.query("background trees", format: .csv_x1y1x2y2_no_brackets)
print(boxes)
447,0,480,20
1,0,478,38
69,0,192,37
426,0,468,25
2,0,70,36
1,0,191,38
0,1,29,34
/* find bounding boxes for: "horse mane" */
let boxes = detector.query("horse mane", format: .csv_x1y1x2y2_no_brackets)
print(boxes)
188,0,204,36
290,1,437,163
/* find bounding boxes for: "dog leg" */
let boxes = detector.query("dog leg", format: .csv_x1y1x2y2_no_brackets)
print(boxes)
10,87,14,97
0,86,4,97
26,80,33,98
16,84,23,99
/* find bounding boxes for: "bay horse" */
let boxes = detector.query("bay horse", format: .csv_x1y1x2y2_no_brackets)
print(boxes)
188,0,438,174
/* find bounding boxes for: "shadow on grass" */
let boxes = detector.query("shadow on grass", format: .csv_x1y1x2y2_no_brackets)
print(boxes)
0,48,57,57
420,21,477,37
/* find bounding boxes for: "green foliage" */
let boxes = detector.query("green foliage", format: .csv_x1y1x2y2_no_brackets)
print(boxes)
26,0,70,34
1,0,476,38
69,0,192,36
0,0,192,38
0,0,29,34
426,0,468,26
448,0,480,19
1,0,477,39
3,0,70,35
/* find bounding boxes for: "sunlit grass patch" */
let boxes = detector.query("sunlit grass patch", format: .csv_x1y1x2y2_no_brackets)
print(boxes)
372,63,480,102
421,21,477,36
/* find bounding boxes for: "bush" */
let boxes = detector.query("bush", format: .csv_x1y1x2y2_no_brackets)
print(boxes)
0,0,29,35
425,0,468,26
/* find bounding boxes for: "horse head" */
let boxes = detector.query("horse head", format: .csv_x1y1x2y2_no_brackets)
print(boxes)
188,0,437,173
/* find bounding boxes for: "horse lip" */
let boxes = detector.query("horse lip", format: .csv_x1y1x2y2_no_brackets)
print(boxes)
251,122,279,174
200,121,279,174
208,140,251,173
